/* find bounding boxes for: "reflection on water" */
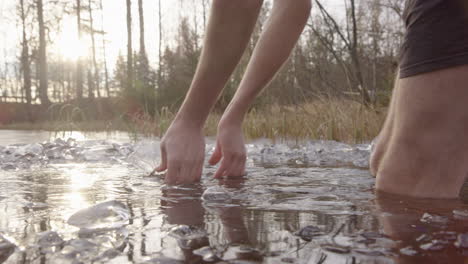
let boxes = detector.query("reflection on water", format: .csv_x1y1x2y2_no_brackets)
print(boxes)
0,137,468,263
0,130,132,145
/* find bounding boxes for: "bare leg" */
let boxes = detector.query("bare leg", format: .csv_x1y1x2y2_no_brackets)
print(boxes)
371,65,468,198
370,73,399,176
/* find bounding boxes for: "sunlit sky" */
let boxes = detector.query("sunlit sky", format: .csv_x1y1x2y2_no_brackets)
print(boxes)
0,0,345,71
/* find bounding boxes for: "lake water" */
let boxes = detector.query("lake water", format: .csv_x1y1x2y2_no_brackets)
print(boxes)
1,130,468,264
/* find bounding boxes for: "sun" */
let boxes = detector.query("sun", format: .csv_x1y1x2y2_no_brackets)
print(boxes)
54,17,90,61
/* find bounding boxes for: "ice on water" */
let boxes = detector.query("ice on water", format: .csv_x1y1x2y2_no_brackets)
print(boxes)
67,200,130,230
0,137,371,172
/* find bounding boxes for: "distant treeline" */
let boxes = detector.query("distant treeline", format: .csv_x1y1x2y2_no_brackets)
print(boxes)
0,0,405,123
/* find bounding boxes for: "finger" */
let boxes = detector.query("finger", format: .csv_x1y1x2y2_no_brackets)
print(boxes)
208,141,222,165
165,162,180,185
226,158,243,177
155,144,168,172
213,157,230,179
195,162,204,181
179,164,191,184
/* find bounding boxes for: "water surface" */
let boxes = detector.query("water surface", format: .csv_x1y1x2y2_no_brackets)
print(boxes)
1,133,468,263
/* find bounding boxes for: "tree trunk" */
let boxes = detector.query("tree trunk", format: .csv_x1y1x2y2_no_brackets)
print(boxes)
157,0,162,88
89,0,100,98
99,0,110,97
126,0,133,91
76,0,84,99
138,0,146,57
37,0,50,105
138,0,149,81
349,0,370,106
20,0,32,107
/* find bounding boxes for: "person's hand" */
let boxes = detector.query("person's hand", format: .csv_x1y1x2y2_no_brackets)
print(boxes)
208,121,247,178
154,122,205,184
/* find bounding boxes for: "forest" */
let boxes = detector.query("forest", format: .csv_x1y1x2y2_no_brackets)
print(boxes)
0,0,406,142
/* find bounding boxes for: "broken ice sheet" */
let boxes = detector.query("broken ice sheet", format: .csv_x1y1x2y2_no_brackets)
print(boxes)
67,200,130,230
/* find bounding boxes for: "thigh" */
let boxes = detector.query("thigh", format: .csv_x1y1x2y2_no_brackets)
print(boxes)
376,65,468,197
394,65,468,139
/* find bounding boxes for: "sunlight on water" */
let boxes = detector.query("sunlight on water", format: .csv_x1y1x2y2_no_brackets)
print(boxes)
0,133,468,263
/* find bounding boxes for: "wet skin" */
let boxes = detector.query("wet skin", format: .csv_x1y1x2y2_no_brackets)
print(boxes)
371,64,468,198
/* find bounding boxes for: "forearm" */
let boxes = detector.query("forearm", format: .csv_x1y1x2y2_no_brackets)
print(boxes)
174,0,263,128
222,0,312,125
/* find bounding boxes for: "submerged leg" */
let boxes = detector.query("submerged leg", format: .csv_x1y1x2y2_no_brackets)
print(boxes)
371,65,468,198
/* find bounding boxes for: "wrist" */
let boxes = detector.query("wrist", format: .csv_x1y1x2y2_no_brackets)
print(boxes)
220,106,247,129
171,113,205,131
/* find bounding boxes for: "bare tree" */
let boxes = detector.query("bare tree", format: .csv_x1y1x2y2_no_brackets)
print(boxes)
88,0,100,98
126,0,133,90
138,0,149,82
36,0,50,105
76,0,84,99
19,0,32,107
99,0,110,97
157,0,162,88
309,0,371,106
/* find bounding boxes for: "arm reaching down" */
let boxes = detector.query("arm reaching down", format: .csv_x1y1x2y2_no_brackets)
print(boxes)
209,0,312,178
155,0,264,184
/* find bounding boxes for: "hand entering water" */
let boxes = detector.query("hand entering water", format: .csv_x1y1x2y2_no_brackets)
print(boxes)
209,122,247,179
154,122,205,184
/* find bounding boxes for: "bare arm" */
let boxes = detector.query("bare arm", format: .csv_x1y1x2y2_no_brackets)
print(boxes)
173,0,264,127
209,0,312,178
223,0,312,126
156,0,264,184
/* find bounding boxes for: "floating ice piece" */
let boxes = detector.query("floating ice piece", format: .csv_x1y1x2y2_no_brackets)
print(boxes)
295,226,323,242
419,240,447,251
37,231,64,248
455,234,468,248
420,213,449,225
59,238,99,262
193,246,219,262
168,225,207,241
320,244,351,254
14,143,43,157
1,163,16,171
221,244,263,261
25,202,48,210
0,234,15,263
126,139,161,173
453,209,468,220
67,200,130,230
144,256,185,264
81,145,119,161
399,246,418,256
201,186,231,203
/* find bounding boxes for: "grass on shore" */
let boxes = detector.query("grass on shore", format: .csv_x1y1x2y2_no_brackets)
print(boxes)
0,99,387,144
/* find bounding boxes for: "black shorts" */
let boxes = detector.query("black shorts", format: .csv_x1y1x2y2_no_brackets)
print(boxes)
399,0,468,78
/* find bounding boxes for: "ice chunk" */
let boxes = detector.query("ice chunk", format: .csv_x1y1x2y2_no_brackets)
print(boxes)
453,209,468,220
420,213,449,225
67,200,130,230
14,143,43,157
1,163,16,171
37,231,64,249
81,145,119,161
455,234,468,248
419,240,447,251
59,238,99,261
320,244,351,254
399,246,418,256
201,186,232,203
126,139,161,173
0,234,15,263
193,246,219,262
294,226,323,242
168,225,207,241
